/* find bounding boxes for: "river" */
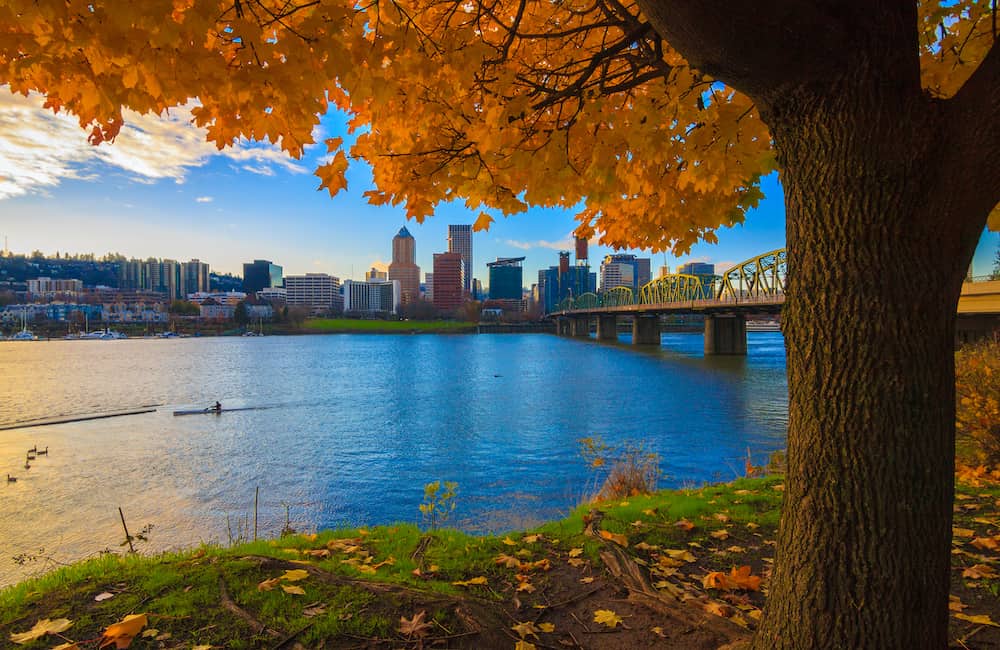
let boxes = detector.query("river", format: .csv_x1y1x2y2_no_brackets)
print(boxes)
0,332,787,586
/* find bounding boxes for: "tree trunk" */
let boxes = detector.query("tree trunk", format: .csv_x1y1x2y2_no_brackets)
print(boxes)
750,79,970,648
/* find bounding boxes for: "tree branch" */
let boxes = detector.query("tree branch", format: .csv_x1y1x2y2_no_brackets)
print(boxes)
633,0,917,101
945,39,1000,231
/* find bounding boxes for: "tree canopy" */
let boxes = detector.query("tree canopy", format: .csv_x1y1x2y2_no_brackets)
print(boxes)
2,0,994,255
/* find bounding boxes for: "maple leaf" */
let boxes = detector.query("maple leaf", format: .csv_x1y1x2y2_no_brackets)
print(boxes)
399,610,432,638
315,151,349,197
473,212,494,232
511,621,540,639
599,530,628,547
258,577,281,591
568,547,584,557
970,537,1000,551
955,612,1000,627
703,566,762,591
99,613,147,649
514,641,537,650
593,610,624,628
10,618,73,644
963,564,999,579
711,529,731,540
282,585,306,595
280,569,309,582
452,576,488,587
675,519,695,531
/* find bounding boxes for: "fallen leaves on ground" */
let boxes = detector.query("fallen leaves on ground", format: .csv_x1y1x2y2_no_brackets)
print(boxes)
955,612,1000,627
962,564,999,579
452,576,488,587
511,621,541,639
593,609,623,628
599,530,628,547
281,584,306,595
399,610,432,638
703,566,762,592
98,613,147,649
10,618,73,644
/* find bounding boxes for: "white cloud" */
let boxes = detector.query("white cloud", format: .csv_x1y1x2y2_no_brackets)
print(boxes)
503,237,574,251
0,91,308,200
195,196,213,203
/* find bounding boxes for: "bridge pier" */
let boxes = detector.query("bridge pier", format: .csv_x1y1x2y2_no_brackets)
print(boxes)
632,315,660,345
704,314,747,355
571,316,591,337
555,317,571,336
597,315,618,341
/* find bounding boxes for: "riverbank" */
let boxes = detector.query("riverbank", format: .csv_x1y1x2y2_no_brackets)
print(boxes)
3,473,998,648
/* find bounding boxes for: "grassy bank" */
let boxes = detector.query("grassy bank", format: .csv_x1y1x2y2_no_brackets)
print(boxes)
302,318,476,334
3,474,998,648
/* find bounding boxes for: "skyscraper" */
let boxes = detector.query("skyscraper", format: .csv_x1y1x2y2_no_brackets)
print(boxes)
488,257,524,300
448,224,473,296
432,252,465,312
388,226,421,305
243,259,283,294
181,259,210,295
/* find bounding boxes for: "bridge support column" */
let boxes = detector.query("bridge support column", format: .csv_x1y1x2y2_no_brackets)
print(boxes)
704,314,747,355
632,315,660,345
597,315,618,340
571,316,591,337
555,318,571,336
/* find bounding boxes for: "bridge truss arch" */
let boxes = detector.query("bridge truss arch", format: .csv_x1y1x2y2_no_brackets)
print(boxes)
639,274,711,304
574,292,600,309
602,286,635,307
717,248,787,303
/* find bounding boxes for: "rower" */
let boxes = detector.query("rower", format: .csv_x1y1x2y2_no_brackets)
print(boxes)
214,401,222,413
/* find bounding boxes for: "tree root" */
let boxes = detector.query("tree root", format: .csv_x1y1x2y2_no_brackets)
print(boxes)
239,555,511,647
218,576,283,639
583,509,750,645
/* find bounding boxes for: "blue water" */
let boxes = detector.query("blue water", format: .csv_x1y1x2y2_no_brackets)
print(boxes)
0,332,787,585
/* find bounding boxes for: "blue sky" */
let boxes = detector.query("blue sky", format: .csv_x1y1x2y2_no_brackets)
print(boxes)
0,92,996,285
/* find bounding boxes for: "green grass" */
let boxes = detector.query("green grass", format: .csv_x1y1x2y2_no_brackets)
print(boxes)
303,318,476,333
0,475,926,648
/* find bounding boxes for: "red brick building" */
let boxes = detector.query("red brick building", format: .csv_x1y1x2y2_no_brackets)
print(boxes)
432,252,465,312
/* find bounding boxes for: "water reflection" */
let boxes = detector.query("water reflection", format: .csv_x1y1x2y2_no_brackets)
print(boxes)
0,332,786,585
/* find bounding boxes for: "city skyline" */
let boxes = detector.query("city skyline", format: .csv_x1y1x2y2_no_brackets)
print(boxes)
1,93,997,283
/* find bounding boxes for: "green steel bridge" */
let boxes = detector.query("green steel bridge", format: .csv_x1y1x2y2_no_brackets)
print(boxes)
548,246,1000,353
549,248,787,354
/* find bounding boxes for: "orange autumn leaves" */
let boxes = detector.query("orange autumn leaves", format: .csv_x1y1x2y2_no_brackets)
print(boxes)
703,565,762,592
10,613,148,648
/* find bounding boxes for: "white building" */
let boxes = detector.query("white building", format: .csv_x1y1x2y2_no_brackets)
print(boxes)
343,279,400,315
600,260,635,292
285,273,343,314
27,277,83,296
186,291,247,306
257,287,287,303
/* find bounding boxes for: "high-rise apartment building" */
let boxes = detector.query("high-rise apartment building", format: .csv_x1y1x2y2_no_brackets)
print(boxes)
285,273,342,313
447,224,473,296
148,259,182,300
432,252,465,312
343,279,400,315
243,259,283,294
388,226,421,305
181,259,210,295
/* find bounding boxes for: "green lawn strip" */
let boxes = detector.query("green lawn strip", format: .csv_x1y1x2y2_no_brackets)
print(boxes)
15,475,998,647
303,318,475,333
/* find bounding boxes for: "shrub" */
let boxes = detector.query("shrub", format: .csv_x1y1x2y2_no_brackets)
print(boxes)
956,338,1000,466
579,436,662,501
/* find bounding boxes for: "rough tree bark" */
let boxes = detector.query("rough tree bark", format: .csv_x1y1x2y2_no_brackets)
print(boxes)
635,1,1000,646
